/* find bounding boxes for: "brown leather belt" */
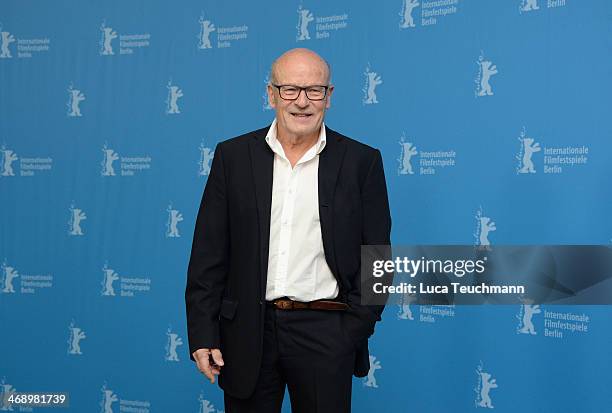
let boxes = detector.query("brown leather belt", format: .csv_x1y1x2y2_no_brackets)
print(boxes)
267,298,349,311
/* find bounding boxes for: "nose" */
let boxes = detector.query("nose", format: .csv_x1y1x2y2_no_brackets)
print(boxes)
294,89,310,107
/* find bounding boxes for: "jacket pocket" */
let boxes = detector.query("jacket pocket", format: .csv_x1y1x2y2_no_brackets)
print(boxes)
219,298,238,320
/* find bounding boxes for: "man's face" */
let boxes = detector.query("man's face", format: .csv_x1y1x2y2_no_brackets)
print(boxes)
267,56,333,140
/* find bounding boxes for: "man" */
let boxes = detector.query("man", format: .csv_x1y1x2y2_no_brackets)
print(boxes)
185,48,391,412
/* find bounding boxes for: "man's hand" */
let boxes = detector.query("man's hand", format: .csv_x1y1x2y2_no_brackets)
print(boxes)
193,348,225,383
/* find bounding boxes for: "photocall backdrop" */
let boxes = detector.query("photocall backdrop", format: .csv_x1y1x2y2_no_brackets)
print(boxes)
1,0,611,412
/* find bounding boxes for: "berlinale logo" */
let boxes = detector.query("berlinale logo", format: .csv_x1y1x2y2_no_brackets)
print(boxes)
363,64,383,105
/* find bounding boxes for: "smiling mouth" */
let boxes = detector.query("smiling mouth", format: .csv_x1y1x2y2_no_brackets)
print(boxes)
291,113,313,118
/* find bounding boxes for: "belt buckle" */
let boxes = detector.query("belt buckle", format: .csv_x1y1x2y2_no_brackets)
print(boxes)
277,299,292,310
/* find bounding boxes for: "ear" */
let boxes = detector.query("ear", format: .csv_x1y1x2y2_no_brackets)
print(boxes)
325,85,334,109
267,84,276,109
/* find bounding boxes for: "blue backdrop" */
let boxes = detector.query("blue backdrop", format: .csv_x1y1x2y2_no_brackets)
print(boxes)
1,0,611,412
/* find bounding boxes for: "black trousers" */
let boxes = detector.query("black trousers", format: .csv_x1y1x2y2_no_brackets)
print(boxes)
224,303,356,413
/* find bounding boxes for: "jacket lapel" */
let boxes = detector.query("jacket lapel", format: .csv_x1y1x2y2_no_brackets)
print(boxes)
248,129,274,299
318,127,347,284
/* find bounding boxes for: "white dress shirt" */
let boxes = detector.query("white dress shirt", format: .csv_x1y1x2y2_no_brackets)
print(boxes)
264,119,339,302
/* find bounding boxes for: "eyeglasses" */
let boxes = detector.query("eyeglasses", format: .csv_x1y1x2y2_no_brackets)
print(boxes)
272,84,330,101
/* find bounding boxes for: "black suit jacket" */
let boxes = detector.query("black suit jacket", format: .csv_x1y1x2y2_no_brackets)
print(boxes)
185,125,392,399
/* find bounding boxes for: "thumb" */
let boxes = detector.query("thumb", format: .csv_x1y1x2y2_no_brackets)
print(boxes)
211,349,224,366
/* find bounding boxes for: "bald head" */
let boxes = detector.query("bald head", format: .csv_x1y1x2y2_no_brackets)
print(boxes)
266,48,334,144
270,48,331,86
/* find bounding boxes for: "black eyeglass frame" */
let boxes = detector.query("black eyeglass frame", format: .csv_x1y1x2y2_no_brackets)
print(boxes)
271,84,331,101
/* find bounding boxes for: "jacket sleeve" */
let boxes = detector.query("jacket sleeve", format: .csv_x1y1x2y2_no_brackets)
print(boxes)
343,149,392,345
185,143,229,361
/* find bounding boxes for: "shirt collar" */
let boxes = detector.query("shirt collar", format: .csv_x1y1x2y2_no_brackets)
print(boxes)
265,119,327,158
